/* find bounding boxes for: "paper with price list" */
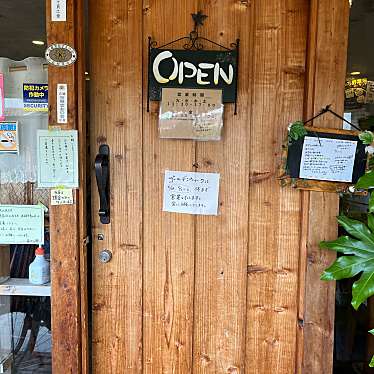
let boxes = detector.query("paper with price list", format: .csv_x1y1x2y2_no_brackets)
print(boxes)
299,136,357,182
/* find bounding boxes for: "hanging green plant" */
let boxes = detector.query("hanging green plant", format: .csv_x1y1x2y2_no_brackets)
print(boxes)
359,130,374,145
288,121,307,142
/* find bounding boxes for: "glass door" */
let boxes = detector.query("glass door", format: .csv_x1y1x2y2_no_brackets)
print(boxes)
0,1,87,373
0,2,52,373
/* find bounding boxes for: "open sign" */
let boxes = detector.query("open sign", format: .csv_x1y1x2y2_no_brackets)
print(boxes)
149,48,238,103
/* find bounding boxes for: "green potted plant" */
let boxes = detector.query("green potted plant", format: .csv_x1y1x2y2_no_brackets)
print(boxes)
320,130,374,367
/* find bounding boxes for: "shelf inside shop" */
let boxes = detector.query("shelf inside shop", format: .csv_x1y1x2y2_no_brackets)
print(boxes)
0,278,50,297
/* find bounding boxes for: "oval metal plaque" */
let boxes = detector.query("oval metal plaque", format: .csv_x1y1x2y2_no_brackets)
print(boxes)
45,44,77,67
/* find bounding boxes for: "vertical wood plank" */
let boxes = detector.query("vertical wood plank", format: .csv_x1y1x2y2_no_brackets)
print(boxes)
76,0,89,372
245,1,309,373
302,1,350,373
191,1,251,373
46,0,85,372
89,0,143,372
142,1,197,373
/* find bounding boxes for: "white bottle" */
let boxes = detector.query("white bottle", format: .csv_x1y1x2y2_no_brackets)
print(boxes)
29,247,50,285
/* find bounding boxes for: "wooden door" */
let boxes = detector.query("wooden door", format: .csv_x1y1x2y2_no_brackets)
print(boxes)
0,1,87,373
89,1,349,373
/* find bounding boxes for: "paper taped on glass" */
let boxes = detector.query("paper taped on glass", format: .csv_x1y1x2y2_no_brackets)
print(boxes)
159,88,224,141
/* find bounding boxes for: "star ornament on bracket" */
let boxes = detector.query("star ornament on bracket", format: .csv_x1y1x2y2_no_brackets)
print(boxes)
192,11,208,29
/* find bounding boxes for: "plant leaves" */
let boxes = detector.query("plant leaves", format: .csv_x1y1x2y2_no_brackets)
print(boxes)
369,330,374,367
320,215,374,312
359,130,374,145
356,170,374,189
369,193,374,213
337,215,374,245
352,270,374,310
320,236,374,258
321,256,374,281
288,121,307,141
369,214,374,233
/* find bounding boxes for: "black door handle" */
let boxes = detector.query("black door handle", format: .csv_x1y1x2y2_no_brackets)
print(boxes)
95,144,110,224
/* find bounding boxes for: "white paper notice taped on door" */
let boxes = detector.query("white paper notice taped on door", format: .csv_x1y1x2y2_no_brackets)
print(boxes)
0,205,44,245
57,84,68,123
299,136,357,182
51,188,74,205
163,170,220,215
37,130,79,188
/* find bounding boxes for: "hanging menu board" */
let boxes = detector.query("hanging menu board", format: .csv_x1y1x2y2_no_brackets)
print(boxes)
37,130,79,188
0,205,44,245
282,127,368,193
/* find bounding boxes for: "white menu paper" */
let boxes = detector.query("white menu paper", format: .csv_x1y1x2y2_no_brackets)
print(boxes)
37,130,79,188
0,205,44,245
163,170,220,215
299,136,357,182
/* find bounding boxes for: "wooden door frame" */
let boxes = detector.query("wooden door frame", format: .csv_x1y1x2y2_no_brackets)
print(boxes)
299,0,350,373
46,0,88,373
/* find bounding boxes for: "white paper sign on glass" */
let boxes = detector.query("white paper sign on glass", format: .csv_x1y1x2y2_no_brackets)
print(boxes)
37,130,79,188
163,170,220,215
299,136,358,182
51,0,67,21
0,205,44,245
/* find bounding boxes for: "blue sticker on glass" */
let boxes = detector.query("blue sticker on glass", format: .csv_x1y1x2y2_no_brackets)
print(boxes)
23,83,48,112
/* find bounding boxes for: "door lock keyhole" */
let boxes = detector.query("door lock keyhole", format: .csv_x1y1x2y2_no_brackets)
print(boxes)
99,249,112,263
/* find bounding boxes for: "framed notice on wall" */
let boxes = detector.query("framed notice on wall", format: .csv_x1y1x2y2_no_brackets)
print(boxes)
280,127,369,193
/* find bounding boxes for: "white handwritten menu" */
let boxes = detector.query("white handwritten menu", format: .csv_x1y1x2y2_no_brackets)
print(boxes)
299,136,357,182
163,170,220,215
0,205,44,244
37,130,79,188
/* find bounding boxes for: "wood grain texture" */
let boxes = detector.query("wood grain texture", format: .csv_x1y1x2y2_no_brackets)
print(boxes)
89,0,143,372
142,2,197,373
88,0,348,372
245,1,309,373
191,1,251,373
47,0,85,372
0,246,9,282
76,0,89,371
301,0,350,373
